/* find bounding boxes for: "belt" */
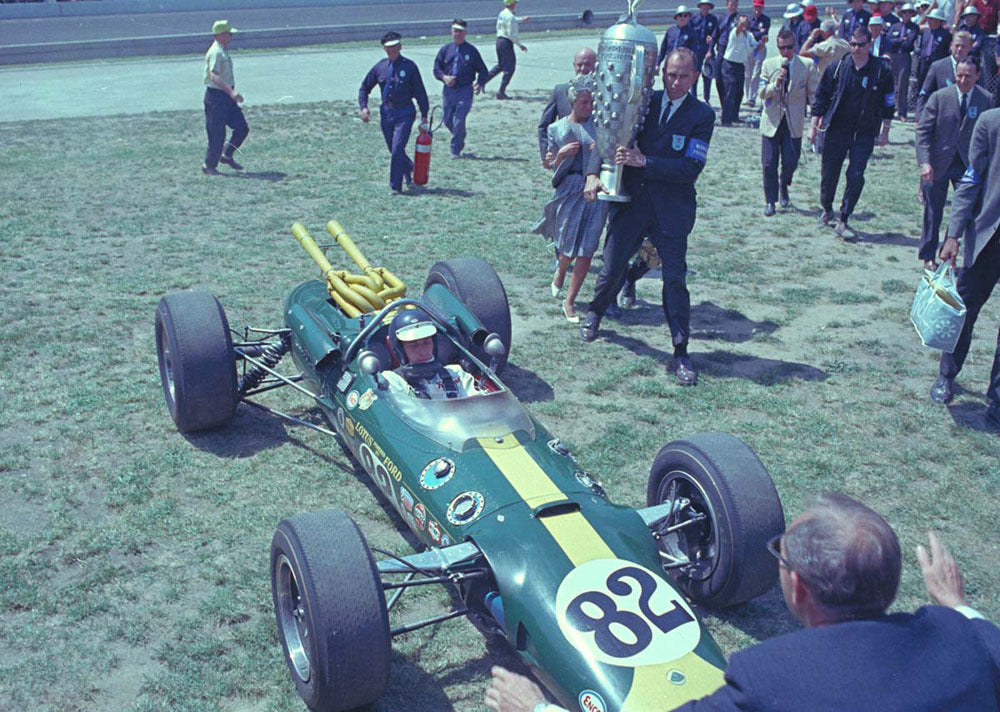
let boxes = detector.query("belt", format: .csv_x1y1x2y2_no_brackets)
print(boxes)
381,100,413,110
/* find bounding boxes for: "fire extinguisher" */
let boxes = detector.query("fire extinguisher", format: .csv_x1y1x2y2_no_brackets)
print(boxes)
413,106,440,186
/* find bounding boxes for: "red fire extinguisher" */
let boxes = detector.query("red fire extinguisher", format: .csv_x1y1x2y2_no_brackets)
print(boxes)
413,107,440,186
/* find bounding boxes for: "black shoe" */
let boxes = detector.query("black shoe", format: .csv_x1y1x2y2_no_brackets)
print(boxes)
202,164,221,175
779,184,789,208
817,210,833,227
764,203,776,217
605,303,623,319
219,155,244,170
673,356,697,386
929,375,954,404
618,281,637,309
496,92,511,100
579,312,600,342
403,171,413,186
986,402,1000,430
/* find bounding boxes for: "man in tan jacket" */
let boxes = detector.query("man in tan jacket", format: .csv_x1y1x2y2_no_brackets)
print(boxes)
758,27,819,215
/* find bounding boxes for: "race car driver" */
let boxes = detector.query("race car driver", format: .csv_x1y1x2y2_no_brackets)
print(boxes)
382,308,483,399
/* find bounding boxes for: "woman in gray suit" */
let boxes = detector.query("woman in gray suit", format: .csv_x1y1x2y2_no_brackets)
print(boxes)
532,76,608,323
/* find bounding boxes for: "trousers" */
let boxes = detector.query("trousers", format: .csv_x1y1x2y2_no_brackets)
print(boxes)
379,103,416,191
820,129,875,220
487,38,516,94
761,117,802,203
939,227,1000,406
442,84,474,156
204,87,249,168
588,197,692,349
745,47,766,102
890,52,912,119
720,59,745,123
918,154,965,261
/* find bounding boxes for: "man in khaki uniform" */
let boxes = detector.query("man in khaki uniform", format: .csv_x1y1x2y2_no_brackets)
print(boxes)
202,20,249,175
800,18,850,75
759,27,819,215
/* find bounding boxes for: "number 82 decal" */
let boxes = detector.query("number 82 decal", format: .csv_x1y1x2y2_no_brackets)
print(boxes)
555,559,701,667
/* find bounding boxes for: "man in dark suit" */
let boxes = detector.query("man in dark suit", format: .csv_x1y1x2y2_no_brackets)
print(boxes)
916,30,973,116
691,0,720,102
537,47,596,167
916,58,991,266
930,107,1000,429
580,48,715,386
485,492,1000,712
839,0,872,39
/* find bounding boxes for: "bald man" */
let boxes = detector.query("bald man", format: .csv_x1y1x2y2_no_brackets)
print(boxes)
538,47,597,167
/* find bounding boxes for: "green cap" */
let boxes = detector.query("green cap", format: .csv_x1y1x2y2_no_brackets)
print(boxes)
212,20,238,35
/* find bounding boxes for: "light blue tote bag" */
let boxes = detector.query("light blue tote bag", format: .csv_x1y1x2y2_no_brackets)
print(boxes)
910,262,967,353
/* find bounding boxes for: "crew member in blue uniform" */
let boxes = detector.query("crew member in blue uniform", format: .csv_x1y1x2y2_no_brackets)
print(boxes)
692,0,720,101
359,31,429,195
887,3,919,119
959,5,987,58
839,0,872,39
659,6,699,67
877,0,901,26
916,9,952,90
810,26,895,239
580,48,715,387
433,20,489,159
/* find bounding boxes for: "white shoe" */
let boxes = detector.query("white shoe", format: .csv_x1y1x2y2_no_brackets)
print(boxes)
550,282,561,298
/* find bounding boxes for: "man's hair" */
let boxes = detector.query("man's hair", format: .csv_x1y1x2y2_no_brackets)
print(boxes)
851,26,872,43
783,492,902,619
821,18,837,33
956,55,981,72
665,47,697,71
953,29,973,45
452,18,467,29
777,28,796,43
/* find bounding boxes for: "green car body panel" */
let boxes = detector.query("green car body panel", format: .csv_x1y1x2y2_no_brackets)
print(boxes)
281,278,729,711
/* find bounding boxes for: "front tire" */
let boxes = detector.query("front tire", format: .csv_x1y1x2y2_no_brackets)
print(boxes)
424,258,512,373
271,510,390,712
155,291,238,432
646,433,784,608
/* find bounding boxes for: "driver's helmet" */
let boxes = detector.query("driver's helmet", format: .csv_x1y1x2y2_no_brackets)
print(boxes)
389,308,438,365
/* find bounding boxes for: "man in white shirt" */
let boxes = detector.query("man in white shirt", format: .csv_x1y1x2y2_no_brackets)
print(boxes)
485,0,530,99
721,13,753,124
202,20,249,175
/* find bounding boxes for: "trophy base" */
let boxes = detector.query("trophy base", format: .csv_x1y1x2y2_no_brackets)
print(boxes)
597,193,631,203
598,166,630,203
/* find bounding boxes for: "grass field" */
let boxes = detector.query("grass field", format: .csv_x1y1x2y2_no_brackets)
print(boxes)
1,87,998,712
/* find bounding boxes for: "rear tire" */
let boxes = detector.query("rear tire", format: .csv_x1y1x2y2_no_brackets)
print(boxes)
424,258,512,373
155,291,238,432
646,433,784,608
271,510,390,712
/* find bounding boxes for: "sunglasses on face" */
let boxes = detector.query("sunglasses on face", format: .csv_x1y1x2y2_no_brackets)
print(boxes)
849,41,869,47
777,43,796,49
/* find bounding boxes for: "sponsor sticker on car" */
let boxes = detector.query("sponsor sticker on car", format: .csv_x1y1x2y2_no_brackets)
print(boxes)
346,390,360,410
358,388,377,410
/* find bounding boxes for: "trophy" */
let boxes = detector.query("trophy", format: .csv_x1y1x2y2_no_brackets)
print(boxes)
593,0,658,202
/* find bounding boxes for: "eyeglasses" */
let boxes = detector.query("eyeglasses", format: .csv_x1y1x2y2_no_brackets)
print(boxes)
777,44,795,49
849,41,869,47
766,533,794,570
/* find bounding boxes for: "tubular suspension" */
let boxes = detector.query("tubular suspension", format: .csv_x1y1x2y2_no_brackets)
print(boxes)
238,338,290,393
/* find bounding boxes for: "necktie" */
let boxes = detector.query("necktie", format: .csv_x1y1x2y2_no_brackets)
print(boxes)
451,48,460,76
960,93,968,120
660,100,673,128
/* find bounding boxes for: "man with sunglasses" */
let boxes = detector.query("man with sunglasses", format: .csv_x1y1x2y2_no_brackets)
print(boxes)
810,26,895,240
484,492,1000,711
759,28,819,215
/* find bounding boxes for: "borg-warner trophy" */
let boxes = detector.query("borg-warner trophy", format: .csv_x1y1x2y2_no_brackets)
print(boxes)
593,0,658,202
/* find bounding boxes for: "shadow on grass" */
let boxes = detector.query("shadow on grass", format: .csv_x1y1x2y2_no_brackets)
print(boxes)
858,231,918,247
223,171,288,182
459,153,530,163
947,400,1000,434
383,650,461,712
605,301,779,344
182,403,342,459
700,585,800,642
407,186,477,197
501,362,555,403
601,332,828,384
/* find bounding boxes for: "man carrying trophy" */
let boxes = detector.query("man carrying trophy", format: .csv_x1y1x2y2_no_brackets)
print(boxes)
582,46,715,386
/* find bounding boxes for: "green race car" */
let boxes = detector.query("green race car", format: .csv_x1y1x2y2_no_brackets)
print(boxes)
155,221,785,712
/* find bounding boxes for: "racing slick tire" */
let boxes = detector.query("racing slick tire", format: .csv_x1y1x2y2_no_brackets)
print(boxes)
155,291,238,433
424,258,512,373
270,509,390,712
646,432,784,608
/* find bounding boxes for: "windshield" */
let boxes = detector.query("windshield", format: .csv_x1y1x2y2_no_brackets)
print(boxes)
384,386,536,451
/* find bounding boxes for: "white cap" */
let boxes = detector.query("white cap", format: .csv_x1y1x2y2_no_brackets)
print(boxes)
675,4,692,15
783,2,804,17
396,321,437,342
926,7,947,20
962,5,981,16
868,14,884,24
899,3,916,13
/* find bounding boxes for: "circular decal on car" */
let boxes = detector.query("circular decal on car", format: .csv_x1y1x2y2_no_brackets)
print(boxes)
579,690,606,712
346,391,360,410
420,458,455,490
447,491,485,526
555,559,700,668
358,388,377,410
413,503,427,531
